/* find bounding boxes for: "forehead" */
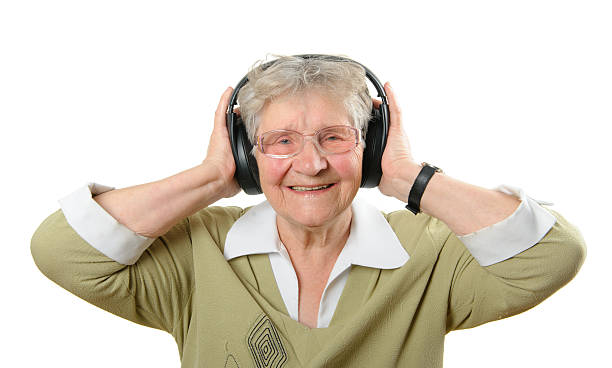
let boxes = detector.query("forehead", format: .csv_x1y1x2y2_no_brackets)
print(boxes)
257,90,350,133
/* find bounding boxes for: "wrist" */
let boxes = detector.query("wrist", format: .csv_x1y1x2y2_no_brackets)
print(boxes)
386,160,423,202
186,162,231,202
405,162,444,215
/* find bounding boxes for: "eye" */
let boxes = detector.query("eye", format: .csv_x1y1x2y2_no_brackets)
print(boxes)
271,136,295,145
321,133,347,142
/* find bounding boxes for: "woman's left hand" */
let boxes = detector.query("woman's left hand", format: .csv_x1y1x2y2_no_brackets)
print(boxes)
375,82,421,201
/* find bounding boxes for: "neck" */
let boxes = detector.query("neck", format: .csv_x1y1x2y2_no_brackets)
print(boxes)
276,206,352,265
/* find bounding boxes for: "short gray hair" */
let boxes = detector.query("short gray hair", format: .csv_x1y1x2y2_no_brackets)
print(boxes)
237,55,373,145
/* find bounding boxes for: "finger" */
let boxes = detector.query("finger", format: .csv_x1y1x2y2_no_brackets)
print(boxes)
384,82,403,129
214,86,234,131
372,97,382,109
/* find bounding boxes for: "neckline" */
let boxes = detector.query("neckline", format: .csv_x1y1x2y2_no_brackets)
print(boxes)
248,252,379,332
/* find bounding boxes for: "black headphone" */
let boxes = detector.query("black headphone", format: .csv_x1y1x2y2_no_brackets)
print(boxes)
226,54,389,195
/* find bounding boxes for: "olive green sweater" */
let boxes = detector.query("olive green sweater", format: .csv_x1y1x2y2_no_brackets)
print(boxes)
31,206,585,367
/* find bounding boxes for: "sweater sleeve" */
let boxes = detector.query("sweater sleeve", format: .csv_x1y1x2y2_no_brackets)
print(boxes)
456,185,557,266
30,201,195,335
445,206,586,332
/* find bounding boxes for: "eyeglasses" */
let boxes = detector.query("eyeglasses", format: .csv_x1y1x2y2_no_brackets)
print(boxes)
255,125,362,158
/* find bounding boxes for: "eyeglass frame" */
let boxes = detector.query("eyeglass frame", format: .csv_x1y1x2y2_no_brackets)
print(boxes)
254,125,363,159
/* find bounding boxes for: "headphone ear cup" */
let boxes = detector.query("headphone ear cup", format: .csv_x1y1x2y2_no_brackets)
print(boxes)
360,105,388,188
229,113,262,194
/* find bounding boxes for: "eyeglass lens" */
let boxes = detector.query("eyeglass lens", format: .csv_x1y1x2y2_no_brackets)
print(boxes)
260,126,357,156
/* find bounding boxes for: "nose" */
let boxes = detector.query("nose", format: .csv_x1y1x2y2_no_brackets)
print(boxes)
291,139,328,176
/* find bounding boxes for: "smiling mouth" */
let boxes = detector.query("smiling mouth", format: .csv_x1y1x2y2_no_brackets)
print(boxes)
288,184,334,192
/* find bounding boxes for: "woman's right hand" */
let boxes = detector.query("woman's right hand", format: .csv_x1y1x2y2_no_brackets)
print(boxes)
203,87,241,198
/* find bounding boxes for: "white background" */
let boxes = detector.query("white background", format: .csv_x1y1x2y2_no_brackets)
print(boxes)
2,0,610,366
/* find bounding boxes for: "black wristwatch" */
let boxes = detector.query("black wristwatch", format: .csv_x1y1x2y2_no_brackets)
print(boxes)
405,162,443,215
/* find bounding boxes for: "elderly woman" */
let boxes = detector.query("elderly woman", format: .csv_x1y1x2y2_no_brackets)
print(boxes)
31,55,585,367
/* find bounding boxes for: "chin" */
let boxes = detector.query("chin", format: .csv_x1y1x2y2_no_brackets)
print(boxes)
263,184,358,228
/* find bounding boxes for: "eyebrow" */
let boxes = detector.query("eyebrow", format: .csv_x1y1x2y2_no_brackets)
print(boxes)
264,121,350,133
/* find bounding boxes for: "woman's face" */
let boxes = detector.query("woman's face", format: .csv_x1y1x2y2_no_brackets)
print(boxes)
254,89,363,229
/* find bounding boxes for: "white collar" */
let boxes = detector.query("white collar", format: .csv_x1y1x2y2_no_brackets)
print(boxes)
223,199,409,269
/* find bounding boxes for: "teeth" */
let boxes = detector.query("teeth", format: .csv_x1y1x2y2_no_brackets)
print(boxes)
290,184,332,191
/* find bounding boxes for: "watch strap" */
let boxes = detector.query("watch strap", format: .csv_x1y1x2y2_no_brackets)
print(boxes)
405,162,442,215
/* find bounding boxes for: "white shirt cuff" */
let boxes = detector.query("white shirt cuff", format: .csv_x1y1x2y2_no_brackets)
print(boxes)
58,182,156,265
456,184,557,266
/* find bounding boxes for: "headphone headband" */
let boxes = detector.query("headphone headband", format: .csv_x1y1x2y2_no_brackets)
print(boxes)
227,54,388,116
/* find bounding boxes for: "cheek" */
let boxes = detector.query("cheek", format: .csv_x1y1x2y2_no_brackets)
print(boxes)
257,157,291,186
329,152,363,184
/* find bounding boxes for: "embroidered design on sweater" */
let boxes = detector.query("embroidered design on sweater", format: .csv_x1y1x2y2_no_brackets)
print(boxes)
224,354,240,368
247,315,287,368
